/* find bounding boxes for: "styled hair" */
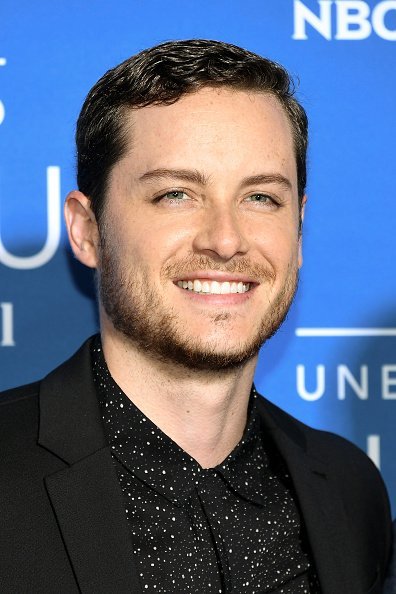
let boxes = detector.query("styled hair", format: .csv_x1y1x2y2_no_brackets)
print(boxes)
76,39,308,223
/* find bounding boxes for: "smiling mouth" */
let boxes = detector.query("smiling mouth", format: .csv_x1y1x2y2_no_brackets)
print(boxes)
177,279,250,295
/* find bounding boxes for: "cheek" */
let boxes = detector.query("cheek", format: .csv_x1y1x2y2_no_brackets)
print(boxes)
122,221,193,271
149,216,197,253
252,223,300,268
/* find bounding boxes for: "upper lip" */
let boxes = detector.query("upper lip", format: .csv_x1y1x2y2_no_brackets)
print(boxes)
173,271,259,284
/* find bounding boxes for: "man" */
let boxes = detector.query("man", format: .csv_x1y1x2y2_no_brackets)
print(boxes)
0,40,391,593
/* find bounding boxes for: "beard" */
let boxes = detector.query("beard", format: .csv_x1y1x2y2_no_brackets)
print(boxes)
98,235,298,372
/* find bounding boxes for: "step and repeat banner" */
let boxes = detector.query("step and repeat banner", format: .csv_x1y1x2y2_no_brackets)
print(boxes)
1,1,395,508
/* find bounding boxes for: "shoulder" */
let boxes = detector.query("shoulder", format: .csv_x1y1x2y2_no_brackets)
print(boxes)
0,382,44,484
0,336,95,447
258,392,375,466
0,381,40,404
384,520,396,593
256,393,392,577
0,381,40,436
256,392,391,518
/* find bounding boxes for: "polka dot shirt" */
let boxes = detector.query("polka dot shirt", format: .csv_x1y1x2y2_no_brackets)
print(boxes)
92,337,320,593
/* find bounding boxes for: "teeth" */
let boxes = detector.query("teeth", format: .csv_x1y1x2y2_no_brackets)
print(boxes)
211,281,221,294
177,279,250,294
221,281,230,294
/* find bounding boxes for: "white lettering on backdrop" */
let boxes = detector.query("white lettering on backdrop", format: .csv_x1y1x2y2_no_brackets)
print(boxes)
0,303,15,346
0,57,6,125
293,0,396,40
0,166,61,270
297,364,396,400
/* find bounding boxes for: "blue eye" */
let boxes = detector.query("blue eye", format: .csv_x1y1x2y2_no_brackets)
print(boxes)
248,194,271,202
153,189,193,207
164,191,186,200
245,194,280,209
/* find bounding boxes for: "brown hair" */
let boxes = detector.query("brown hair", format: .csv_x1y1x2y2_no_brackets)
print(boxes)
76,39,308,223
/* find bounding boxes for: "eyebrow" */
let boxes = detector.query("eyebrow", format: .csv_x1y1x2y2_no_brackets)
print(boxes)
139,168,210,185
240,174,292,191
139,168,292,191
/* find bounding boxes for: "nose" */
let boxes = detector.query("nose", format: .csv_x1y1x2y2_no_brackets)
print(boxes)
192,203,249,261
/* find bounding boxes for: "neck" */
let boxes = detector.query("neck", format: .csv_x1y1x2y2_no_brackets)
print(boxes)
101,326,258,468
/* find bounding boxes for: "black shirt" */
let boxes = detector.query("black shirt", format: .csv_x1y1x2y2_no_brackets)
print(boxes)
92,337,320,593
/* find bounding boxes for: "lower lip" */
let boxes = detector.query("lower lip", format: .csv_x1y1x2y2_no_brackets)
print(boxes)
174,284,256,306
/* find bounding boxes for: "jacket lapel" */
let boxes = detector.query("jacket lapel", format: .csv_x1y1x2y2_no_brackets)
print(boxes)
257,397,362,594
45,447,141,593
38,338,141,593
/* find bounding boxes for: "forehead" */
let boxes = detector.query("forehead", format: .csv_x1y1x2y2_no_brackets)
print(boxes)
121,88,297,186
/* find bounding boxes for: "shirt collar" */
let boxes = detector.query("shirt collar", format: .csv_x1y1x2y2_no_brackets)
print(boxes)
92,336,266,507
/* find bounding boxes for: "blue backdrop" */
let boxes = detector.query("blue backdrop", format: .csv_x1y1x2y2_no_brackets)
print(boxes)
1,0,395,510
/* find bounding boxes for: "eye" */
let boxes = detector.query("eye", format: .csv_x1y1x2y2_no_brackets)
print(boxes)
246,193,274,204
245,192,280,208
162,191,188,201
151,188,196,209
152,190,192,207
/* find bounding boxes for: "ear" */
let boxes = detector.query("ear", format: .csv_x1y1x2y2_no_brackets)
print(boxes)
298,195,307,268
64,190,99,269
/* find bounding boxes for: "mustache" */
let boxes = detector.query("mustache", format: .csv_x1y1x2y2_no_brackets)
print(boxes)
162,255,275,283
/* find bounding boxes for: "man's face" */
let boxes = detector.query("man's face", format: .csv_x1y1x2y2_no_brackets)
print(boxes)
97,87,303,370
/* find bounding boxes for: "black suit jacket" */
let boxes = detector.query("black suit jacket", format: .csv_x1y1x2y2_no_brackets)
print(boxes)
0,338,392,593
384,521,396,593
